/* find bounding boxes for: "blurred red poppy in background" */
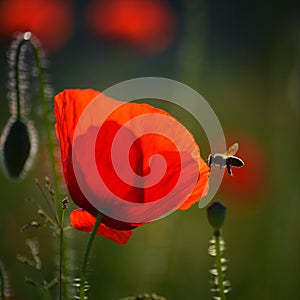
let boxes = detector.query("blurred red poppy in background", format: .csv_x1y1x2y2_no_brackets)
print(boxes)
54,89,210,244
220,135,267,211
0,0,74,53
86,0,177,55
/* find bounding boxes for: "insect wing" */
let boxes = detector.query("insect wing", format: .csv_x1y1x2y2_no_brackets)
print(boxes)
226,143,239,156
227,156,244,167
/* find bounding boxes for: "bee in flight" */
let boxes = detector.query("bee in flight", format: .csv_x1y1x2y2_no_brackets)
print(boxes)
207,143,245,176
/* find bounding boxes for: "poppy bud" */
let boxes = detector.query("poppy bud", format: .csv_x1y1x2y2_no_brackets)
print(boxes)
0,118,36,179
207,201,227,230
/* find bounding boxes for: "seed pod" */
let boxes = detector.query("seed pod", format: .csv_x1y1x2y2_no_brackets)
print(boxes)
0,117,37,179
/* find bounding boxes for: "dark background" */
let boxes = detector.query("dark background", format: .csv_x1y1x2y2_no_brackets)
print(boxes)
0,0,300,299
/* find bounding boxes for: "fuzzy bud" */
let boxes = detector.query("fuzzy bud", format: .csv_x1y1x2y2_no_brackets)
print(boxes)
207,201,227,230
0,118,36,179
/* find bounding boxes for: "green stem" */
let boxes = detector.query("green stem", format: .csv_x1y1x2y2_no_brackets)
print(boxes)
29,38,62,218
25,33,65,300
13,38,27,121
214,230,226,300
79,213,102,300
59,208,66,299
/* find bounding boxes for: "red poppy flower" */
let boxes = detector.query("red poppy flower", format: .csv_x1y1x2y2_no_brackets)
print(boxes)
220,135,267,211
0,0,73,53
86,0,177,55
54,89,210,244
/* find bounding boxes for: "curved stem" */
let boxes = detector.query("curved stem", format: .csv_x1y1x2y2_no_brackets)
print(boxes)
29,39,62,217
24,33,64,299
13,38,27,121
214,230,226,300
80,213,102,300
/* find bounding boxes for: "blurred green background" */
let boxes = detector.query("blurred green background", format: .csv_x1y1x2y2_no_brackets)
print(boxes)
0,0,300,299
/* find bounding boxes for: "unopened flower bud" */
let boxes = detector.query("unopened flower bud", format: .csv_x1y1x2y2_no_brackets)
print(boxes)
0,118,36,179
207,201,227,230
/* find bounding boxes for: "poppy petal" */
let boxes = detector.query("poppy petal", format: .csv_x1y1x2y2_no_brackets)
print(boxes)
70,209,132,245
54,89,100,172
55,89,211,242
179,158,210,210
54,89,101,212
94,101,208,210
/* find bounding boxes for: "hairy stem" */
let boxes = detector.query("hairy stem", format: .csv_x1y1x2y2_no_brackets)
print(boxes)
214,230,226,300
59,208,66,299
29,37,62,218
24,33,65,300
13,38,27,121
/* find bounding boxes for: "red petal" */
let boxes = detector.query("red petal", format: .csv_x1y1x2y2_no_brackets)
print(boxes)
54,89,100,172
103,102,211,210
95,101,209,210
55,89,210,232
179,157,210,210
70,209,132,245
54,89,100,211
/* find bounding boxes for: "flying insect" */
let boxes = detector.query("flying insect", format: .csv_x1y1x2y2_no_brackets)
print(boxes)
207,143,245,176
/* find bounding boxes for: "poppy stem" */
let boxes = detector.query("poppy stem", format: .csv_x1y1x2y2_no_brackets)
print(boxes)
214,230,226,300
28,34,62,218
24,33,65,300
79,213,102,300
10,36,27,121
59,208,66,299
